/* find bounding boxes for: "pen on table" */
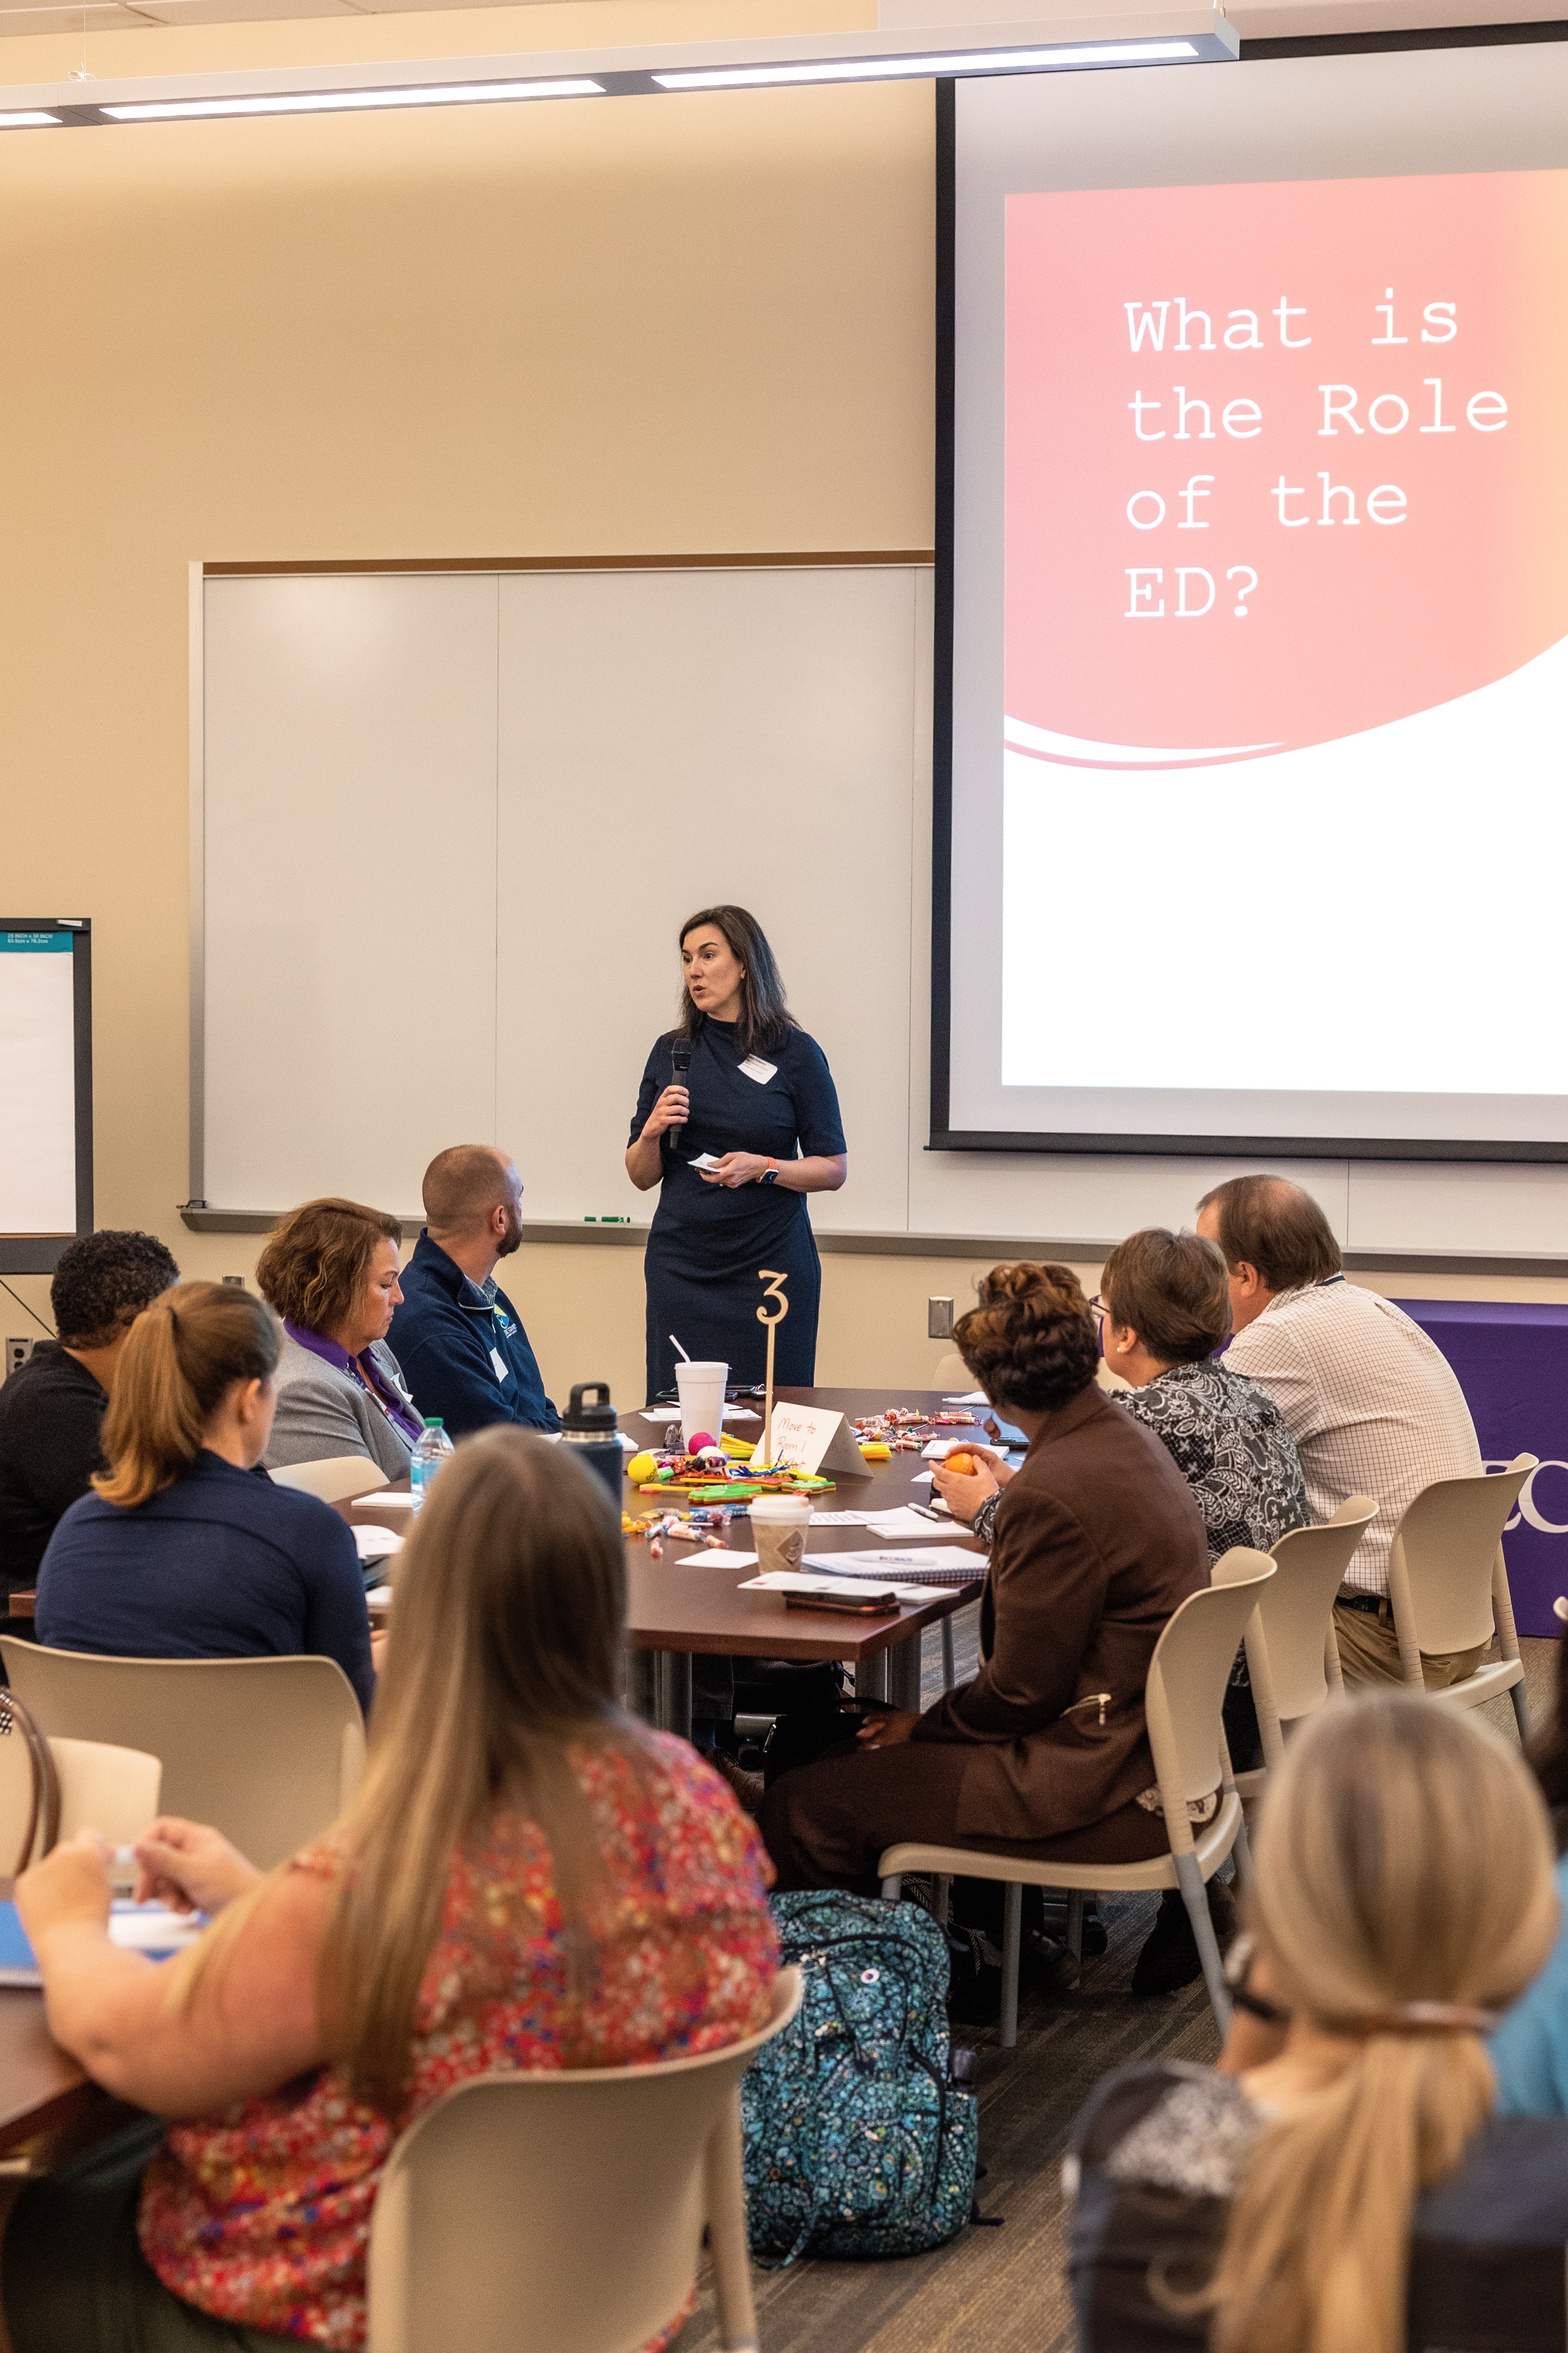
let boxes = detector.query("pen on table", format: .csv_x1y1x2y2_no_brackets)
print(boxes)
909,1503,942,1521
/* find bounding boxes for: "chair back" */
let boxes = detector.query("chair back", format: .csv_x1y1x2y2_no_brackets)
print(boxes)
366,1969,803,2353
0,1644,365,1869
0,1704,160,1871
1145,1552,1275,1838
1251,1499,1379,1725
269,1457,390,1505
0,1691,60,1874
1387,1456,1534,1659
50,1739,163,1854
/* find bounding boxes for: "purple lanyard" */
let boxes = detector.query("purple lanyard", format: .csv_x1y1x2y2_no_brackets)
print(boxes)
283,1320,422,1445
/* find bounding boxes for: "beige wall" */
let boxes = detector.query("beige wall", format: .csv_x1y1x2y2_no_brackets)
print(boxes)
0,0,931,1410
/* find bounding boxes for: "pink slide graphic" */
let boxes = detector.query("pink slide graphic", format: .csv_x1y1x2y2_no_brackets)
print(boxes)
1005,170,1568,761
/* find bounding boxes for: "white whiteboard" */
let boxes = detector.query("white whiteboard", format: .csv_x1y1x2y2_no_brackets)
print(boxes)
0,932,75,1235
197,567,1568,1261
199,567,919,1234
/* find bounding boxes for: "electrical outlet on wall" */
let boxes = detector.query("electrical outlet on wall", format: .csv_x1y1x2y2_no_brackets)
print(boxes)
927,1297,955,1340
5,1338,36,1382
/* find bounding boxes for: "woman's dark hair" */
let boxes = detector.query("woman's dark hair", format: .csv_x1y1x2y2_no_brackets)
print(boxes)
1101,1228,1230,1366
954,1262,1099,1415
50,1230,181,1351
255,1198,402,1341
675,906,798,1057
94,1281,279,1510
1196,1175,1341,1294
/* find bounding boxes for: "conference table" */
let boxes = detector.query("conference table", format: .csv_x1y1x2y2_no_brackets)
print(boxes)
348,1386,990,1739
0,1389,987,2152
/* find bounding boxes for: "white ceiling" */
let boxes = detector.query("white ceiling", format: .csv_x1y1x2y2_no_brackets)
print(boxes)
0,0,572,41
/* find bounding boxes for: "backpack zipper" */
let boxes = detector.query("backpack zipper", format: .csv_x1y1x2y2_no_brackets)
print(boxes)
1063,1691,1111,1728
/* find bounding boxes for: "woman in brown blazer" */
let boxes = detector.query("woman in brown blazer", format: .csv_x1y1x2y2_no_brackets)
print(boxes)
761,1263,1209,1892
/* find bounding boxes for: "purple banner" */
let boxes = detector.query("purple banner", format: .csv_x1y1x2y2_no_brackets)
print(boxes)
1396,1299,1568,1641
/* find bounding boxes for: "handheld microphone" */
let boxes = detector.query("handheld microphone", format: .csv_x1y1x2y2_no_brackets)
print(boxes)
669,1039,693,1156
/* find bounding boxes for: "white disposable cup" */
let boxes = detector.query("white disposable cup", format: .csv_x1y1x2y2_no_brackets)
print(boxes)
749,1491,814,1575
675,1360,728,1451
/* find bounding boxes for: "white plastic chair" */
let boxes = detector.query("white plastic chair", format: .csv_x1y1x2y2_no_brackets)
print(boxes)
1236,1498,1378,1791
1383,1455,1534,1733
0,1644,365,1869
365,1968,804,2353
269,1457,390,1506
880,1549,1277,2046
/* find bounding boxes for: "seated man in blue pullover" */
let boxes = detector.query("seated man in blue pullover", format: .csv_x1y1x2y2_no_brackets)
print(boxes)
388,1145,559,1438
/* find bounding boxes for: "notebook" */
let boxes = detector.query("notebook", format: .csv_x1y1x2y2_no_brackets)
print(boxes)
799,1549,987,1588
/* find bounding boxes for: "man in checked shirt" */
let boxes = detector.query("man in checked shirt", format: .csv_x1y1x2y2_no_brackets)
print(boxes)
1196,1174,1486,1690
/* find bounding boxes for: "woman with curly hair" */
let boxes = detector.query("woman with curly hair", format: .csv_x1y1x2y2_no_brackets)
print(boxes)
760,1262,1209,1891
256,1199,421,1479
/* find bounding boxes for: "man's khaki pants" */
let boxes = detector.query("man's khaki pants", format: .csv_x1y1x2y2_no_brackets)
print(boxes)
1332,1597,1486,1691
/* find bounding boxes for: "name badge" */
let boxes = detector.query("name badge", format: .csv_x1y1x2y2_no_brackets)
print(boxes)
490,1346,512,1384
739,1055,777,1084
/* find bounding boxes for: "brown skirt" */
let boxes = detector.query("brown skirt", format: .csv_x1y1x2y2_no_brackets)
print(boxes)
760,1736,1172,1895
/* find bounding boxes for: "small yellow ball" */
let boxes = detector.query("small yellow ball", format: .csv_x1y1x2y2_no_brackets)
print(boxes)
626,1452,658,1485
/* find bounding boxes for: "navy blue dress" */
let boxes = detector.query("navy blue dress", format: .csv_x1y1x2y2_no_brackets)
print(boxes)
631,1017,847,1404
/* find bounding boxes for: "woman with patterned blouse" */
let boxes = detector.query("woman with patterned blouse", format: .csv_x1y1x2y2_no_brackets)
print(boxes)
934,1227,1308,1566
5,1430,779,2352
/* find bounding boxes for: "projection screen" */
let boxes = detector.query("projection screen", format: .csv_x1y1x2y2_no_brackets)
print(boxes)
937,41,1568,1160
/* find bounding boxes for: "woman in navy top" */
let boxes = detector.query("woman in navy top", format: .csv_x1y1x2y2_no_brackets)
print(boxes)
37,1282,374,1711
628,906,848,1405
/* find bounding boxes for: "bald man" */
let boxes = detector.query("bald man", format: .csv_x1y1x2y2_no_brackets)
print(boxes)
387,1147,558,1439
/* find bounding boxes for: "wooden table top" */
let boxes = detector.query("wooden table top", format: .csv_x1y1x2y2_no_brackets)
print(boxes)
0,1887,138,2166
346,1385,989,1662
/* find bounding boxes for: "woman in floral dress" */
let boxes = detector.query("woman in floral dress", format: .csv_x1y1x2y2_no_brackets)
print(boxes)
6,1428,779,2351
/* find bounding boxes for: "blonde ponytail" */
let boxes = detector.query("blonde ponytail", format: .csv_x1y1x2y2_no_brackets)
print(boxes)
93,1281,279,1509
1208,1696,1558,2353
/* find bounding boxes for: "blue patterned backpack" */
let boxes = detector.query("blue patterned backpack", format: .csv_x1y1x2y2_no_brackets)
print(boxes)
741,1890,979,2265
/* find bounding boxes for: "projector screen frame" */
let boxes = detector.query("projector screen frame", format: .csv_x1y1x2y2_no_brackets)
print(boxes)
0,918,93,1275
928,40,1568,1167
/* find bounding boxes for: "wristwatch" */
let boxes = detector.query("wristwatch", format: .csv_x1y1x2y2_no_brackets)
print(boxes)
758,1160,780,1186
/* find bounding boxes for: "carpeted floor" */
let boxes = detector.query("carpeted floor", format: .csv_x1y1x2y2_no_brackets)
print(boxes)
671,1624,1560,2353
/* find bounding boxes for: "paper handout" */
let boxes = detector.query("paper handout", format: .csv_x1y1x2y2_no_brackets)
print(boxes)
352,1524,404,1560
859,1507,959,1540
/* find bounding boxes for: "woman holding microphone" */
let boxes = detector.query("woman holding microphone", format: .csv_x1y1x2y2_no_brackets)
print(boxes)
628,907,847,1408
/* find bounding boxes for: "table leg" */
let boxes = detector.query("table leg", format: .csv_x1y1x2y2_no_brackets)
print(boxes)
886,1629,924,1713
855,1651,890,1705
628,1650,659,1724
655,1653,694,1742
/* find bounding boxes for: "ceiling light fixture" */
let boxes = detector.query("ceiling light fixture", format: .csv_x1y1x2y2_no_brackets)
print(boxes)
654,39,1199,89
101,76,604,120
0,18,1236,132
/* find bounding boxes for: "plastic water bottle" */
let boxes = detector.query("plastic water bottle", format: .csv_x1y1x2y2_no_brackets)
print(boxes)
409,1417,454,1512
